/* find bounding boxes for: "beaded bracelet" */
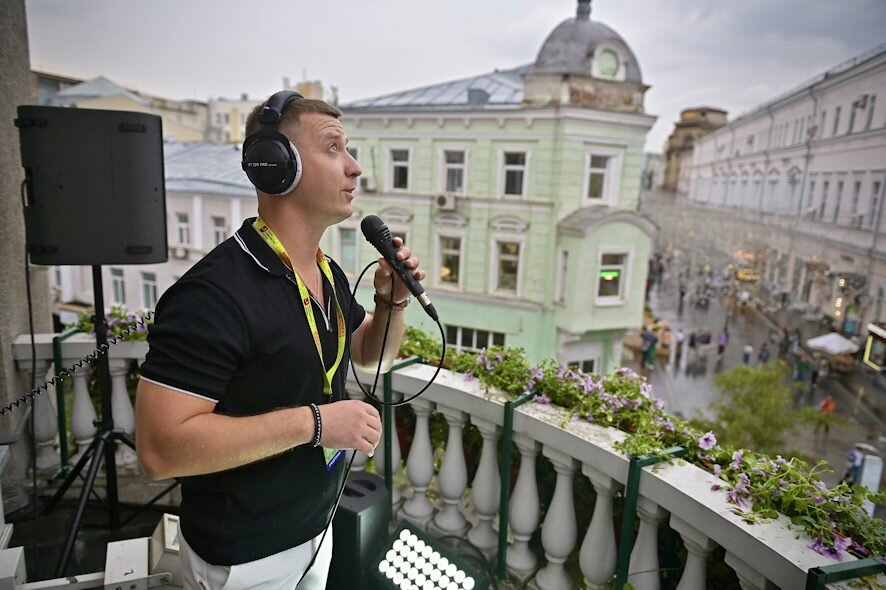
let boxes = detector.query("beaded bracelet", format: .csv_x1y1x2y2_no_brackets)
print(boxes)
374,292,410,311
309,403,322,448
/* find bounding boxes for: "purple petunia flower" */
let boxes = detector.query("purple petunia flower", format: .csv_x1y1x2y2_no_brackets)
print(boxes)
730,450,745,470
533,367,544,380
726,490,746,507
464,371,474,382
532,394,551,405
813,481,828,492
698,431,717,451
712,464,722,477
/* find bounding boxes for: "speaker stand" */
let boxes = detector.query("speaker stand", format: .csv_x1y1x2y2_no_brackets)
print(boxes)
43,265,134,576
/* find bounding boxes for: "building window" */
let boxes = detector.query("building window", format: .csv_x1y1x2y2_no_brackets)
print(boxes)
567,359,597,374
438,235,462,286
848,107,857,134
869,181,882,230
820,111,827,138
444,325,505,353
224,112,230,124
555,249,568,303
215,113,221,125
444,150,466,194
494,241,520,293
212,216,226,247
852,181,863,227
586,155,610,200
141,272,158,309
338,227,357,274
832,106,841,136
819,181,829,220
390,149,410,190
807,180,816,212
597,252,628,301
347,147,358,162
833,181,843,224
110,268,125,306
176,212,190,245
503,151,526,197
866,95,877,130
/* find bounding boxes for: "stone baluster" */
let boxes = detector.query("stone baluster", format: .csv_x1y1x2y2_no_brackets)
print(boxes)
373,398,403,504
671,515,718,590
347,388,369,472
506,432,540,576
723,552,777,590
532,448,578,590
432,405,468,535
580,465,621,590
108,359,137,467
466,417,500,552
627,496,668,590
27,360,59,471
679,337,689,371
400,398,435,529
67,365,97,464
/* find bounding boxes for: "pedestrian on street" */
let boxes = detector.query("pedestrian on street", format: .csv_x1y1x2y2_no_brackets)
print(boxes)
758,342,771,364
717,329,729,357
742,343,753,366
840,444,865,486
675,329,685,361
814,394,837,444
810,357,821,390
678,282,687,314
688,331,697,361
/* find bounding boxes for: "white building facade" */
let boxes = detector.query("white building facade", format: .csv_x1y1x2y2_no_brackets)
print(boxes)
687,44,886,333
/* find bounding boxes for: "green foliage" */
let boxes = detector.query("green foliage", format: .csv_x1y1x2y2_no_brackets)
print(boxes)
68,304,152,342
700,360,809,455
398,326,886,561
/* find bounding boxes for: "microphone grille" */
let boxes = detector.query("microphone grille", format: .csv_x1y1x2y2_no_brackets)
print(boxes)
361,215,392,243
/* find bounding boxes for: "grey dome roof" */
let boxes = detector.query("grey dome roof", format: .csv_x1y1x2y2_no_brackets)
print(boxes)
532,13,643,84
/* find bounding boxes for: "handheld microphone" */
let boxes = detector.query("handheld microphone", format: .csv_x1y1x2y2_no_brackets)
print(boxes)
360,215,439,321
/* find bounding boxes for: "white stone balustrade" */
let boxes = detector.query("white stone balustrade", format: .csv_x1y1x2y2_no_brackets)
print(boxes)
109,358,138,467
12,338,883,590
466,416,500,553
432,404,469,535
372,393,403,504
532,447,578,590
67,363,97,464
580,465,621,590
28,359,59,471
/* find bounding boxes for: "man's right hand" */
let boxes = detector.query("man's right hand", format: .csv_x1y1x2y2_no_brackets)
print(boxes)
318,400,382,456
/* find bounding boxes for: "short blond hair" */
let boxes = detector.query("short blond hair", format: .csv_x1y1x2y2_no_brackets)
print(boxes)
244,96,342,139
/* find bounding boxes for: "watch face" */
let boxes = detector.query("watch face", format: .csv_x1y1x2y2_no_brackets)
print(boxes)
598,49,619,77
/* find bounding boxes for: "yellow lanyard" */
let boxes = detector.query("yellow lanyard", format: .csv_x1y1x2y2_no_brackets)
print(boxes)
253,218,346,396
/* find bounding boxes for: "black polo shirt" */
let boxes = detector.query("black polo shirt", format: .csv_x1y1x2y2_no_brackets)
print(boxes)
139,217,366,566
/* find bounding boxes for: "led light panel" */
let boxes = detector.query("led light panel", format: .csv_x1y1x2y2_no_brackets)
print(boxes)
372,524,489,590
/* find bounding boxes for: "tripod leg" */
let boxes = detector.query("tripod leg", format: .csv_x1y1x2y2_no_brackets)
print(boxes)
118,431,136,450
55,435,107,577
104,430,120,530
44,439,97,513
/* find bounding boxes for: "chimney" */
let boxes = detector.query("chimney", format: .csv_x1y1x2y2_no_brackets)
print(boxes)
577,0,591,20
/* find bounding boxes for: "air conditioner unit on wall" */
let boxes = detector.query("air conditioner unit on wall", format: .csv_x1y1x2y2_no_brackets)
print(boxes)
435,193,457,211
856,94,868,108
360,177,377,192
171,246,189,260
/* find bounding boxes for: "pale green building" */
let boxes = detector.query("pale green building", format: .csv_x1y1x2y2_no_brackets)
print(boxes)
324,0,657,373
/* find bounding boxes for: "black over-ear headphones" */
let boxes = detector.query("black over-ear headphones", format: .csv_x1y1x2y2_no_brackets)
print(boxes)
241,90,305,195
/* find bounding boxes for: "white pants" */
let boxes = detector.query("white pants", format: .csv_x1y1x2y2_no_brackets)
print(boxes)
180,528,333,590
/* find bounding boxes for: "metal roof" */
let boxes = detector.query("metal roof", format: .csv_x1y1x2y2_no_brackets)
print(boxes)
341,65,533,112
163,142,255,197
50,76,148,107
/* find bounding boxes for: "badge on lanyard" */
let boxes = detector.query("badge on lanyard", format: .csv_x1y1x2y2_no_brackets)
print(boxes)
323,447,345,471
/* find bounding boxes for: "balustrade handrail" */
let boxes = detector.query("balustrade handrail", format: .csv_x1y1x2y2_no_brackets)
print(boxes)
52,327,82,475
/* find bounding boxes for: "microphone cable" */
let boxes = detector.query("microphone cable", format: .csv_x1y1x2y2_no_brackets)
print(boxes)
295,258,446,588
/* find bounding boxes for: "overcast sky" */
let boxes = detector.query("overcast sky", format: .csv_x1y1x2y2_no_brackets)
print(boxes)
25,0,886,153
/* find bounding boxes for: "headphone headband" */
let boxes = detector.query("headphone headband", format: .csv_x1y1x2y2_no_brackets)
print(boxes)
258,90,305,126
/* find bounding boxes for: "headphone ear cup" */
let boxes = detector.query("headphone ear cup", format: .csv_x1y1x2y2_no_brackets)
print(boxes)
242,133,301,195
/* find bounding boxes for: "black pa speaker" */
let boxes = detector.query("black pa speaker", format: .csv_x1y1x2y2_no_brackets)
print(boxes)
15,105,167,265
328,471,392,590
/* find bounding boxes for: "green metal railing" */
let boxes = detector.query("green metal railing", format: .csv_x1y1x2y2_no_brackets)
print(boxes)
805,557,886,589
382,355,424,519
495,390,536,580
614,446,687,590
50,327,82,480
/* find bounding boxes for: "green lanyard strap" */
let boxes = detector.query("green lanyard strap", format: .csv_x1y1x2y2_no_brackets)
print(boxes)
253,218,346,395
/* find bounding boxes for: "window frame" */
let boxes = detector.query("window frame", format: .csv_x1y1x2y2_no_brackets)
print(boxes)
439,146,468,195
445,324,506,353
141,272,158,309
582,147,621,206
435,229,465,290
497,147,531,199
595,248,633,306
212,216,227,247
110,268,126,306
488,235,525,296
176,212,190,246
388,146,412,192
335,225,359,275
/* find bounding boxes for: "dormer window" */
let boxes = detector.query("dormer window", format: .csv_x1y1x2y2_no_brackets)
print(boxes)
592,45,625,81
